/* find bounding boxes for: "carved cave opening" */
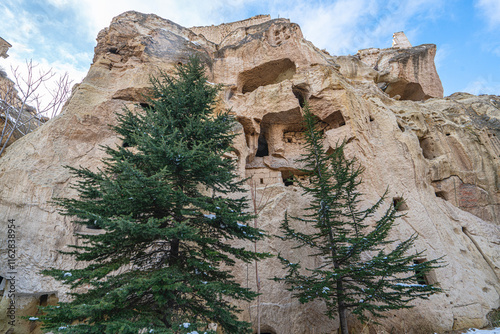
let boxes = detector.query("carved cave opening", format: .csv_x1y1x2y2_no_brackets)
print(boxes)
402,83,426,101
238,58,296,94
86,221,103,230
414,259,430,285
254,108,304,160
40,294,49,306
393,197,409,211
323,110,346,129
292,86,308,108
385,82,426,101
281,170,308,187
282,170,295,186
435,190,448,201
255,324,277,334
256,133,269,157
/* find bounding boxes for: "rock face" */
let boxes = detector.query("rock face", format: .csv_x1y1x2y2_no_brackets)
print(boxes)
354,31,444,101
0,11,499,334
0,37,11,59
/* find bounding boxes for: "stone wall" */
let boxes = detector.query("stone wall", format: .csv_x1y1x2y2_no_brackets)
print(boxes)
246,167,283,186
392,31,412,48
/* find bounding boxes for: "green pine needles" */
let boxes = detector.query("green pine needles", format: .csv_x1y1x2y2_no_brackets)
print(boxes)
41,56,269,334
275,104,443,334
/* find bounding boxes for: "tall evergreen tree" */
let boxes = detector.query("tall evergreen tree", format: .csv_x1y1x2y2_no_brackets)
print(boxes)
275,104,443,334
40,57,269,334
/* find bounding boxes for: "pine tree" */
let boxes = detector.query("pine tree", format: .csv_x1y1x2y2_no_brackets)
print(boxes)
40,57,269,334
275,104,443,334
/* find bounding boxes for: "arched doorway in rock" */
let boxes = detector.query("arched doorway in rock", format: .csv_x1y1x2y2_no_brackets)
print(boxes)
254,324,277,334
256,133,269,157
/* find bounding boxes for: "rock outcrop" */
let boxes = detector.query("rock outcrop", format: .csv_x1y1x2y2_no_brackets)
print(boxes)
0,11,498,334
351,31,444,101
0,37,11,59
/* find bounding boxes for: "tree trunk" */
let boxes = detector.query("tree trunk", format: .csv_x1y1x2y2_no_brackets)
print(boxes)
336,274,349,334
170,238,179,264
338,301,348,334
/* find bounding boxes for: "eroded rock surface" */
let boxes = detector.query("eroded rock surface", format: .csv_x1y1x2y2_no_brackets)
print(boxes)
0,11,498,334
353,32,444,101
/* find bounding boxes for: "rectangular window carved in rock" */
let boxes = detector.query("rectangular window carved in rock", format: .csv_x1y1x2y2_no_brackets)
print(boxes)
413,258,438,285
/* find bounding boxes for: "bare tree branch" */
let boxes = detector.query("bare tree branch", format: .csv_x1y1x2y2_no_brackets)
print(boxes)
0,59,72,156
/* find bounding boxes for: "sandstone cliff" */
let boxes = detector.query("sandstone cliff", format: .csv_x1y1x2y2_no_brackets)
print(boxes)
0,11,498,334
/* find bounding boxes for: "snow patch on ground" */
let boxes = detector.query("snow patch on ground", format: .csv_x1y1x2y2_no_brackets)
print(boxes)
464,328,500,334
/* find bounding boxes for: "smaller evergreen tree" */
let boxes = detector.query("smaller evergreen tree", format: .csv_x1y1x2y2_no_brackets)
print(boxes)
275,104,443,334
40,57,269,334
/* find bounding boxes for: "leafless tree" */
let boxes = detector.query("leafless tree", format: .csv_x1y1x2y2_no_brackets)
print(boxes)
0,60,72,156
249,178,272,334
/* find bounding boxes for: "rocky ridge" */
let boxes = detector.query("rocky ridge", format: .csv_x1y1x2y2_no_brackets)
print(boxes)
0,11,499,334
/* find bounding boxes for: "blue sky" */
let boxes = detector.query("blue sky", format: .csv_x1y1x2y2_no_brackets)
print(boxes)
1,0,499,97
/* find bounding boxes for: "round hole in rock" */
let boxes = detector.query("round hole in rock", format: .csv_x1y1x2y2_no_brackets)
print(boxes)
435,191,448,201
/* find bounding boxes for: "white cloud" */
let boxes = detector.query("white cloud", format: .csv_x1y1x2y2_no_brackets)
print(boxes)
0,5,41,49
269,0,447,55
58,0,256,42
0,0,256,114
46,0,72,7
434,44,451,71
0,0,481,105
463,76,500,95
270,0,378,54
475,0,500,28
3,54,88,116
